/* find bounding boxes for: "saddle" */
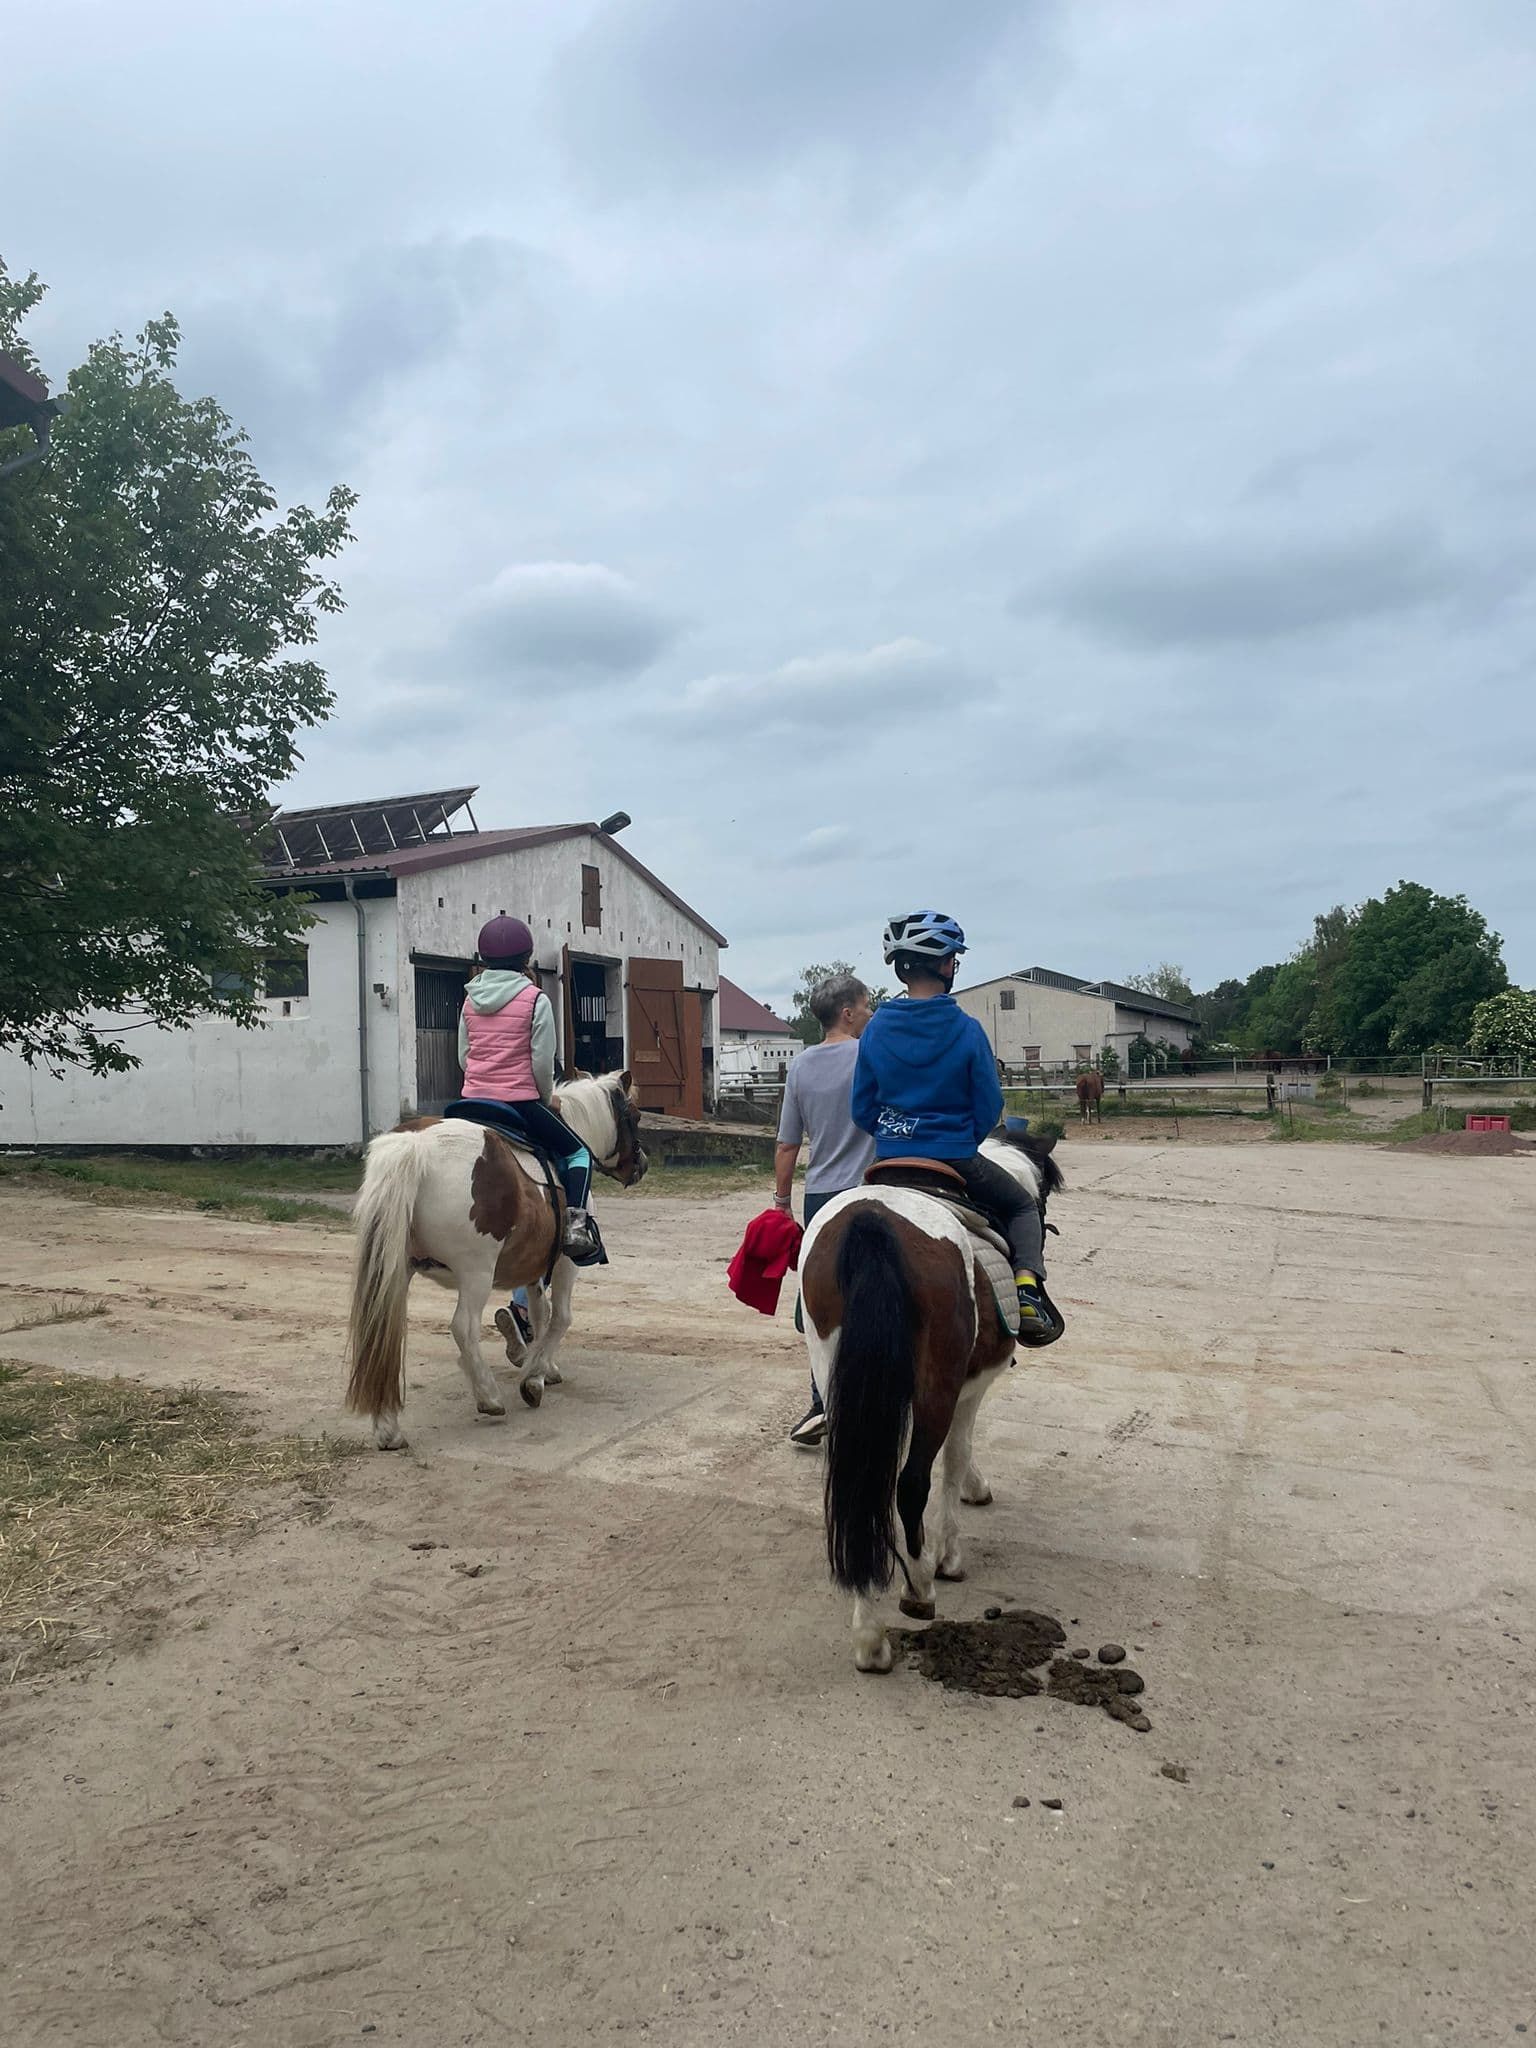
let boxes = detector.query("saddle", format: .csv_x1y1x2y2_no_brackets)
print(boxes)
444,1099,559,1186
863,1157,1011,1257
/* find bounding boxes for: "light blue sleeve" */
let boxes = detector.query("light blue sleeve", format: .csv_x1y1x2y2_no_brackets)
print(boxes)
531,992,557,1101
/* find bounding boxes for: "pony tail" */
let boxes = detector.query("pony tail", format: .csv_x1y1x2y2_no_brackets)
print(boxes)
824,1208,916,1595
346,1131,428,1424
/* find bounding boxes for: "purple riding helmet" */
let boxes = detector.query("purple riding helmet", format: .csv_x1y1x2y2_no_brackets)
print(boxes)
477,915,535,962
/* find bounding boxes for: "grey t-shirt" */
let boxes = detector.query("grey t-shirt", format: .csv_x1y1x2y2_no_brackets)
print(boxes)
777,1038,876,1196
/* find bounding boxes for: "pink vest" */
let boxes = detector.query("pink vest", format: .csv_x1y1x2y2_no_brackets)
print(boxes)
462,984,540,1101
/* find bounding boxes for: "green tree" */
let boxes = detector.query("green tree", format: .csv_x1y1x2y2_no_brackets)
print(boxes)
1468,988,1536,1063
1244,954,1319,1053
0,265,355,1076
1328,883,1506,1055
1124,961,1195,1006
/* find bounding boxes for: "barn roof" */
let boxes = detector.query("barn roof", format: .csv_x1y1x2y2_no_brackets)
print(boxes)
256,790,727,946
717,977,795,1036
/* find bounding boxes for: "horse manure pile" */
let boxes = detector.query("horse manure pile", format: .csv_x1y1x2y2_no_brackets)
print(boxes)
1395,1129,1531,1158
895,1607,1153,1732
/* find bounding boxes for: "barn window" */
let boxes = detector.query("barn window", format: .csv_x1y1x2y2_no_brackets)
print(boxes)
581,864,602,929
999,988,1016,1011
1073,1043,1091,1064
264,950,310,999
209,967,254,998
1024,1045,1041,1064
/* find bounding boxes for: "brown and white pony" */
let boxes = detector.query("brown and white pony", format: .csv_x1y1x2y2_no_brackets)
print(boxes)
1076,1069,1104,1122
803,1129,1062,1673
345,1074,646,1449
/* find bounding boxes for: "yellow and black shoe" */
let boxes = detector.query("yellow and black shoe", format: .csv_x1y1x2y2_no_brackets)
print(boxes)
1015,1272,1064,1348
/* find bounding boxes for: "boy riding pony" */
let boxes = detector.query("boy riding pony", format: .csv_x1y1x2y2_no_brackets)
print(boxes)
850,911,1059,1343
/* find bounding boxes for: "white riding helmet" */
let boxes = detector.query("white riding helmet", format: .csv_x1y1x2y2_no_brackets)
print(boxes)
881,912,968,965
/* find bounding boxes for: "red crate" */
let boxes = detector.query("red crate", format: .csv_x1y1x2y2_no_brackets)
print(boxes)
1466,1114,1511,1133
1467,1115,1490,1131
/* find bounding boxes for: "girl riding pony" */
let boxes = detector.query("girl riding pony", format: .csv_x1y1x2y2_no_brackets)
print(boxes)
459,916,600,1264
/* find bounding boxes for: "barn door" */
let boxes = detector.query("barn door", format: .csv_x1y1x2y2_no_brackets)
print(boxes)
414,961,472,1113
627,958,701,1118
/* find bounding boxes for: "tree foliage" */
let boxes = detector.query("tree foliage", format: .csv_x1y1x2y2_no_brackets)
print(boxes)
787,960,888,1044
1190,885,1507,1056
1467,988,1536,1063
1124,961,1194,1007
1328,885,1504,1054
0,265,355,1075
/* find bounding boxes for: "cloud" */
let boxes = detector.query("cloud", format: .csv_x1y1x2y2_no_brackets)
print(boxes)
1030,520,1465,649
175,236,535,472
456,563,678,677
558,0,1037,193
670,639,992,735
785,825,860,866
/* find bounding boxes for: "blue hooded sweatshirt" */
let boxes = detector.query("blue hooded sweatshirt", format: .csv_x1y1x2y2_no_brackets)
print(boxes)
850,995,1004,1160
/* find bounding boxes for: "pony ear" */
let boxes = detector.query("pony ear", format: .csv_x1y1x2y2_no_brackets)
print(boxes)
616,1069,633,1094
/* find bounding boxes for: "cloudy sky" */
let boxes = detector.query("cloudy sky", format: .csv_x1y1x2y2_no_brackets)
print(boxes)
7,0,1535,1007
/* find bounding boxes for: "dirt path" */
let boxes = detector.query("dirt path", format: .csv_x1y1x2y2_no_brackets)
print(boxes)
2,1141,1533,2046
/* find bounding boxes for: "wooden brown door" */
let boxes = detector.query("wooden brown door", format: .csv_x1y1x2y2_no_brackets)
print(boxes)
627,958,702,1119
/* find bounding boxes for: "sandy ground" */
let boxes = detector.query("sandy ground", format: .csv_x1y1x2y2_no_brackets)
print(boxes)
1,1133,1534,2047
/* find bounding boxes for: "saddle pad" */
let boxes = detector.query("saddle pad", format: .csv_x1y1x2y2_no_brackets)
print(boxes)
971,1236,1020,1339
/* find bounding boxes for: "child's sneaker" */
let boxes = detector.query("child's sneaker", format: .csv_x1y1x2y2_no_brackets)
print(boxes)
1015,1273,1064,1347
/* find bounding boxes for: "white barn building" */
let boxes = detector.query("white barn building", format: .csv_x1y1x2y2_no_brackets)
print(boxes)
953,965,1196,1072
0,789,727,1148
716,978,801,1087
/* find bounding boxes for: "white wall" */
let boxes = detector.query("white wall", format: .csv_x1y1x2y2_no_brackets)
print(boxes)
718,1030,800,1081
0,898,402,1147
954,978,1116,1065
394,835,721,1093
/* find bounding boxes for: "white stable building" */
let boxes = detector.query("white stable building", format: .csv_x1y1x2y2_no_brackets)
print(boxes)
954,965,1196,1071
0,789,727,1148
716,977,801,1087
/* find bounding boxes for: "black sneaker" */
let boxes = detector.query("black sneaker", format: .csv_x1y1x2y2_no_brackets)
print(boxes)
1016,1277,1065,1348
789,1402,826,1448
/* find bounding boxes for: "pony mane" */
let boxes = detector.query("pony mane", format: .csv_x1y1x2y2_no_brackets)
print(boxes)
981,1125,1065,1203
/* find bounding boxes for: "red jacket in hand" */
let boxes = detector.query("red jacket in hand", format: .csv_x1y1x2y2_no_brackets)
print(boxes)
727,1207,805,1316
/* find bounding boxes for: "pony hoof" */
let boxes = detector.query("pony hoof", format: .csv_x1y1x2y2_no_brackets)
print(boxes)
962,1486,993,1507
519,1378,544,1409
898,1595,936,1622
936,1560,965,1582
543,1364,563,1386
854,1639,894,1674
477,1400,506,1419
374,1430,408,1452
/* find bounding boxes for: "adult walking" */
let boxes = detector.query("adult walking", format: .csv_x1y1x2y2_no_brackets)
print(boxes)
774,972,876,1446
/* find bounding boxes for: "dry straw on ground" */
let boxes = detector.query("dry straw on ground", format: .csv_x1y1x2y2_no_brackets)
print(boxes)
0,1363,358,1683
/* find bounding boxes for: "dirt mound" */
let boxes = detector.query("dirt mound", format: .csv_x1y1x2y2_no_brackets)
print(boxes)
895,1606,1153,1731
1395,1129,1533,1157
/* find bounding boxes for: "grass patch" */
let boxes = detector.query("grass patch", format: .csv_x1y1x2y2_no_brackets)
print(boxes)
0,1296,109,1336
0,1364,359,1682
0,1151,355,1227
625,1160,783,1201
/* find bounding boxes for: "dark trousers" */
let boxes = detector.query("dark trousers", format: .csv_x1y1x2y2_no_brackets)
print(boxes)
484,1097,592,1213
940,1154,1044,1276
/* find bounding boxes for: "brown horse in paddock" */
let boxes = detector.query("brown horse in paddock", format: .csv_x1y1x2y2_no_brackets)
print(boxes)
802,1128,1064,1674
1076,1069,1104,1122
